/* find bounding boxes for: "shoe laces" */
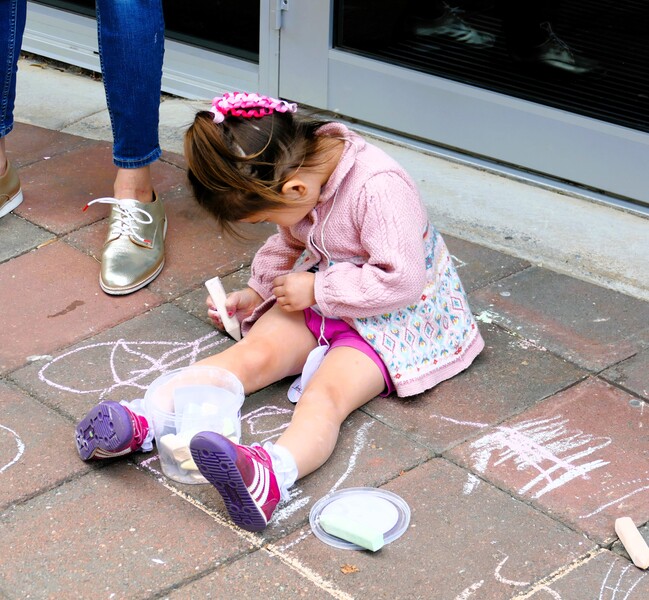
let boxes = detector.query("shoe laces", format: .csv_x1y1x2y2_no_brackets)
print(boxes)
83,197,153,244
540,22,573,57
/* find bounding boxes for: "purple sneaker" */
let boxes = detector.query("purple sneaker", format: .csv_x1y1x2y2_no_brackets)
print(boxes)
190,432,280,532
75,401,149,461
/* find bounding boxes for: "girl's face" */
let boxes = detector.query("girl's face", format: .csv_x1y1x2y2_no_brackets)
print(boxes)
240,202,315,227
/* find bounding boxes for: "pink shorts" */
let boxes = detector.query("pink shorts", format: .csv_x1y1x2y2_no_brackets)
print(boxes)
303,307,395,396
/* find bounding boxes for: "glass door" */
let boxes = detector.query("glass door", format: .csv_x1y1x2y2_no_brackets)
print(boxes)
25,1,649,206
280,1,649,207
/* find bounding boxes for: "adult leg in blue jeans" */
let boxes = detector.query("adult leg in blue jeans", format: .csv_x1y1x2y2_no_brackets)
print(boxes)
89,0,167,295
0,0,167,295
0,0,26,219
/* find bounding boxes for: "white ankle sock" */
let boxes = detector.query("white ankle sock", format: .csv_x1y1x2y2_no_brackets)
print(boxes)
120,398,155,451
262,442,298,501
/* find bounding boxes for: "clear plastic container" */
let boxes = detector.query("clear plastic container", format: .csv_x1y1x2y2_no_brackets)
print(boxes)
309,487,411,550
144,366,244,484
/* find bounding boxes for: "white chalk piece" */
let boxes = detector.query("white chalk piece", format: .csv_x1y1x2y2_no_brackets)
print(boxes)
205,276,241,341
180,458,200,471
319,514,384,552
159,433,192,463
615,517,649,569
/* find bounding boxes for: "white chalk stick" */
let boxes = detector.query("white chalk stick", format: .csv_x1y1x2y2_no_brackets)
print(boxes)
205,276,241,341
180,458,200,471
615,517,649,569
159,433,192,463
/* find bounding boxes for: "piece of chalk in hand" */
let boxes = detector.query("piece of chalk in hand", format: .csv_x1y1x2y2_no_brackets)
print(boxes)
319,514,384,552
205,276,241,341
615,517,649,569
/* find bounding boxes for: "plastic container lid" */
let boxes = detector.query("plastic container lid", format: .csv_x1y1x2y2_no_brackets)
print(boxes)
309,487,411,550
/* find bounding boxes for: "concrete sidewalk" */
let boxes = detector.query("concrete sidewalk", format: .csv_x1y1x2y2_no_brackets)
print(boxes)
1,56,649,599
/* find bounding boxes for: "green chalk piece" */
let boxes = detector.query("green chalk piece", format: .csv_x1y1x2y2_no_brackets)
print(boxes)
319,514,385,552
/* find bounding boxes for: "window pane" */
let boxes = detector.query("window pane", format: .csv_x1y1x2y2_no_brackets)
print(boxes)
35,0,259,62
335,0,649,133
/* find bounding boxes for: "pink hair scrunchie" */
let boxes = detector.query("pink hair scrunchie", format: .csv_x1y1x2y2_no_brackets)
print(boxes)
210,92,298,123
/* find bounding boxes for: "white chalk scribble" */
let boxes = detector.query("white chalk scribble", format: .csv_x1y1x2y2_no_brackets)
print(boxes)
599,561,647,600
468,414,611,499
38,333,227,399
0,424,25,474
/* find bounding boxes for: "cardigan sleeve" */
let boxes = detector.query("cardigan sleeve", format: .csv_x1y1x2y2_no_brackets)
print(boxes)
314,171,428,319
248,227,306,300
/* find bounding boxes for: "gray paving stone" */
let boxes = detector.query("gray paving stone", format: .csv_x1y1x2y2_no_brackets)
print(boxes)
470,267,649,371
0,381,90,508
601,347,649,401
0,213,53,263
164,551,337,599
522,549,649,600
275,459,594,600
0,464,250,599
363,321,585,453
444,234,530,293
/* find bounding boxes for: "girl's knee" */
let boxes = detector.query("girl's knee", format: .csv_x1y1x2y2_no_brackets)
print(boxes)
234,338,278,374
297,384,349,423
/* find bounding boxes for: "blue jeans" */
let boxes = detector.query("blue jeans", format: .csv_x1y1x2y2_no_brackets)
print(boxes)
0,0,164,169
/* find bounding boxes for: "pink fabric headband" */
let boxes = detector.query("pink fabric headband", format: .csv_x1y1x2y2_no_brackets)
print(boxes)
210,92,298,123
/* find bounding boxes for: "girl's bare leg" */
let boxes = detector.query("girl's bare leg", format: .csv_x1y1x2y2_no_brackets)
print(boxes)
194,304,318,394
275,346,385,477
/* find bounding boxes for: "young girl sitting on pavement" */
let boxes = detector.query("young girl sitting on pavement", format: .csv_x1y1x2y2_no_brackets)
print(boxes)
75,92,484,532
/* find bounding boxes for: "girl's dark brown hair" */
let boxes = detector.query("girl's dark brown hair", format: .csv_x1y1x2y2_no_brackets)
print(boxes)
184,108,329,235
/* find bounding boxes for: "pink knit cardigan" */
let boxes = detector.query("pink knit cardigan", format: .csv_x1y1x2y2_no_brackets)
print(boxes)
243,123,483,396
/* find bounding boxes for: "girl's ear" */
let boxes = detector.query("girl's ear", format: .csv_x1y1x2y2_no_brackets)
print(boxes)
280,177,308,199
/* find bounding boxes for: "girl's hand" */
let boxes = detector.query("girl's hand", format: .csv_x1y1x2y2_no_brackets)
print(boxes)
272,272,316,312
206,287,263,329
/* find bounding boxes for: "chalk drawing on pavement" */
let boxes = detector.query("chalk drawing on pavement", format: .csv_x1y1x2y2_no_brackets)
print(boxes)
0,424,25,475
38,333,227,399
433,413,611,503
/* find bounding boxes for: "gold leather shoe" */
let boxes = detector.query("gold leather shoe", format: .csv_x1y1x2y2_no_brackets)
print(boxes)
0,162,24,218
85,194,167,295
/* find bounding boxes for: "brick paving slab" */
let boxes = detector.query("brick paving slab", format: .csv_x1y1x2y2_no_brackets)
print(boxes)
9,303,226,420
601,348,649,401
514,549,649,600
0,464,251,600
139,385,431,539
470,267,649,371
277,459,594,600
164,551,337,599
0,212,53,262
0,241,160,375
7,122,94,169
363,321,585,453
447,377,649,544
444,234,530,293
15,143,185,235
0,381,91,507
